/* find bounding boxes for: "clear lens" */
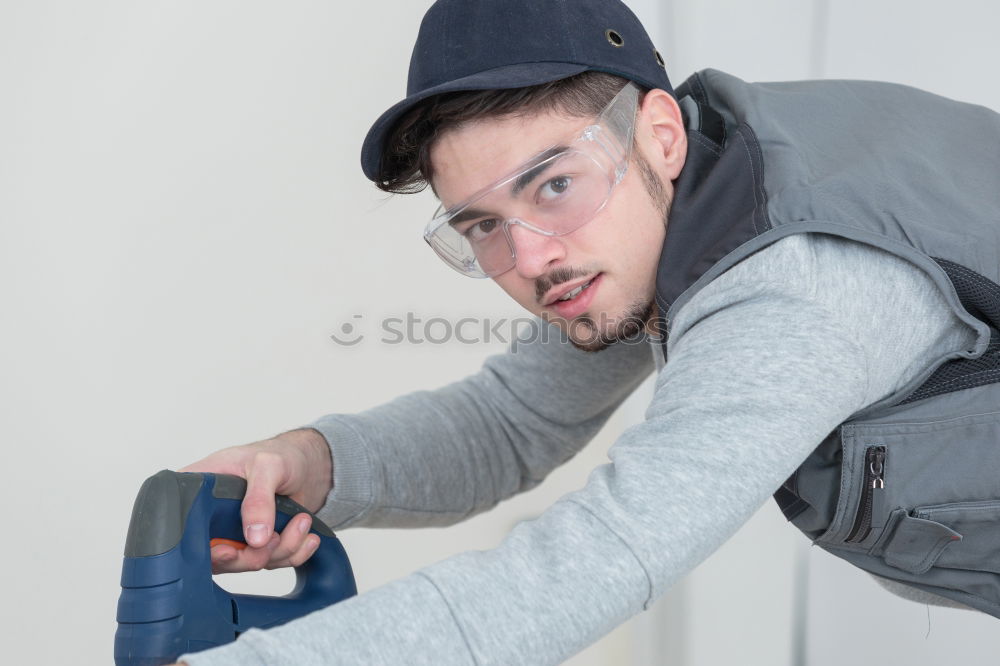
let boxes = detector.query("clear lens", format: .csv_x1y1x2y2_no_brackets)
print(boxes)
424,82,639,278
426,150,614,277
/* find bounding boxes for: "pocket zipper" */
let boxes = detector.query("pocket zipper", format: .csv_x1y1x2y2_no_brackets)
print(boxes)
846,445,887,543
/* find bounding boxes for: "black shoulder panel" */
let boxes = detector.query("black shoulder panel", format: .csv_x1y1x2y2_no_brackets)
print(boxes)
654,86,771,355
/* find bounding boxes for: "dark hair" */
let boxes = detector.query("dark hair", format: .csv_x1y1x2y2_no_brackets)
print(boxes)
376,71,639,194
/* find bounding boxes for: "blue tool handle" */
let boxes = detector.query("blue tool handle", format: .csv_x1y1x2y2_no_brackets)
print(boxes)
206,488,356,631
116,470,356,665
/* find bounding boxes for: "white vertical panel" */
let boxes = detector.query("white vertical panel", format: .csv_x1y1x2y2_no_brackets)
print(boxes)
625,0,667,45
806,549,1000,665
822,0,1000,110
656,0,820,86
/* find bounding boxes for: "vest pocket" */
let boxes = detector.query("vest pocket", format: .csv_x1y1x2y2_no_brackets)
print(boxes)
886,500,1000,575
797,389,1000,613
878,509,962,574
819,408,1000,560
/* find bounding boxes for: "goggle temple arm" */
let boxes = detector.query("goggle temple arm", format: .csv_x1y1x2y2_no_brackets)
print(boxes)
587,84,640,184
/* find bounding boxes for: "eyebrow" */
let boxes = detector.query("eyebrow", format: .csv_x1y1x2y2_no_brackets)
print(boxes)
448,207,493,227
511,146,567,196
445,145,570,227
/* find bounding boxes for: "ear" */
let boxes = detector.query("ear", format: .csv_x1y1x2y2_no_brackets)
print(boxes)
636,89,687,181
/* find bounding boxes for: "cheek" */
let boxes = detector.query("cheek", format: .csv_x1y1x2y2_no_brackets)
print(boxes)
632,218,667,286
588,193,666,262
603,191,667,291
621,179,669,250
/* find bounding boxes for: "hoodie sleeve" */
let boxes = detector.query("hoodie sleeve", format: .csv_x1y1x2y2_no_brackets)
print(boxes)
307,317,654,530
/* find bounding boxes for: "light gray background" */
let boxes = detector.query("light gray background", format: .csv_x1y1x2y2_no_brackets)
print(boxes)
3,1,999,664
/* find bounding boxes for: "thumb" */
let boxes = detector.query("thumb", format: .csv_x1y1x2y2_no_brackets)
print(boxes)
241,460,283,548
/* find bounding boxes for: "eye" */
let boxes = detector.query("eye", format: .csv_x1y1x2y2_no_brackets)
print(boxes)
461,218,502,242
538,176,572,202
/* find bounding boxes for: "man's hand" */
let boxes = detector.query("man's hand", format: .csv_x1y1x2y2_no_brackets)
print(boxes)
179,428,333,574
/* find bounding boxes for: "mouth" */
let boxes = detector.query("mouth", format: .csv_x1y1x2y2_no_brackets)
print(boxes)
543,275,597,306
544,274,602,320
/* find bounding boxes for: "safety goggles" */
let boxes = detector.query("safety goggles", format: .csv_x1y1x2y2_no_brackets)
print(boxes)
423,82,639,278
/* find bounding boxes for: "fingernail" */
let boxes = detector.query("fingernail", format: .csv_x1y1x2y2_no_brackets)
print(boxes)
298,517,311,535
246,523,268,546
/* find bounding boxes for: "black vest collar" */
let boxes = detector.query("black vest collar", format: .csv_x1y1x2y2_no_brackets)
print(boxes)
654,75,772,357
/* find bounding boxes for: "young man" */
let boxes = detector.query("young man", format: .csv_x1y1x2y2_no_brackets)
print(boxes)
177,0,1000,663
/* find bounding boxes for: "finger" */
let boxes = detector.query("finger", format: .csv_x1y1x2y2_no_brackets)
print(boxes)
211,543,240,567
266,513,313,564
212,533,280,574
241,452,287,547
268,534,321,570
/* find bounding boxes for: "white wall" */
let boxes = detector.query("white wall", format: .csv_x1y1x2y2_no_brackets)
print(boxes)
0,2,640,663
3,1,999,665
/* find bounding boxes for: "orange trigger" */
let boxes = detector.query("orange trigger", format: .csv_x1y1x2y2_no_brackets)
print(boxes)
210,538,248,550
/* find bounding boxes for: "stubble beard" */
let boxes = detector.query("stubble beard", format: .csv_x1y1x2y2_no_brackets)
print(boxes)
566,149,670,353
566,298,655,352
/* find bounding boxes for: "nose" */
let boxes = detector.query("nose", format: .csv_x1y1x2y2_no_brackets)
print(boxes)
506,220,566,279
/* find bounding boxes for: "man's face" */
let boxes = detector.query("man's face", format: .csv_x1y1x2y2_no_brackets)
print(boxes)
429,93,682,351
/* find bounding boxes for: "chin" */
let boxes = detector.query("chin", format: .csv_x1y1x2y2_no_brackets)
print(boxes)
566,299,654,353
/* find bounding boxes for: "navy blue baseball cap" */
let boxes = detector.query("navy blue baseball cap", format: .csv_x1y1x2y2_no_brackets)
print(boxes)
360,0,673,182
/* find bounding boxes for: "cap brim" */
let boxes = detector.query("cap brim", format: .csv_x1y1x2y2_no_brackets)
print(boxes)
360,61,592,182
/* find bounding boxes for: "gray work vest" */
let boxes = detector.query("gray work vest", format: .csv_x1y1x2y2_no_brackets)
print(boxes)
655,69,1000,616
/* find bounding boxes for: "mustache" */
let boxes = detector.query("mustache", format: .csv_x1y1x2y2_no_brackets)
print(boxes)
535,267,594,303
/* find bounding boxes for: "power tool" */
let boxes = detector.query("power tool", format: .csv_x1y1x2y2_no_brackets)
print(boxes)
115,470,356,665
